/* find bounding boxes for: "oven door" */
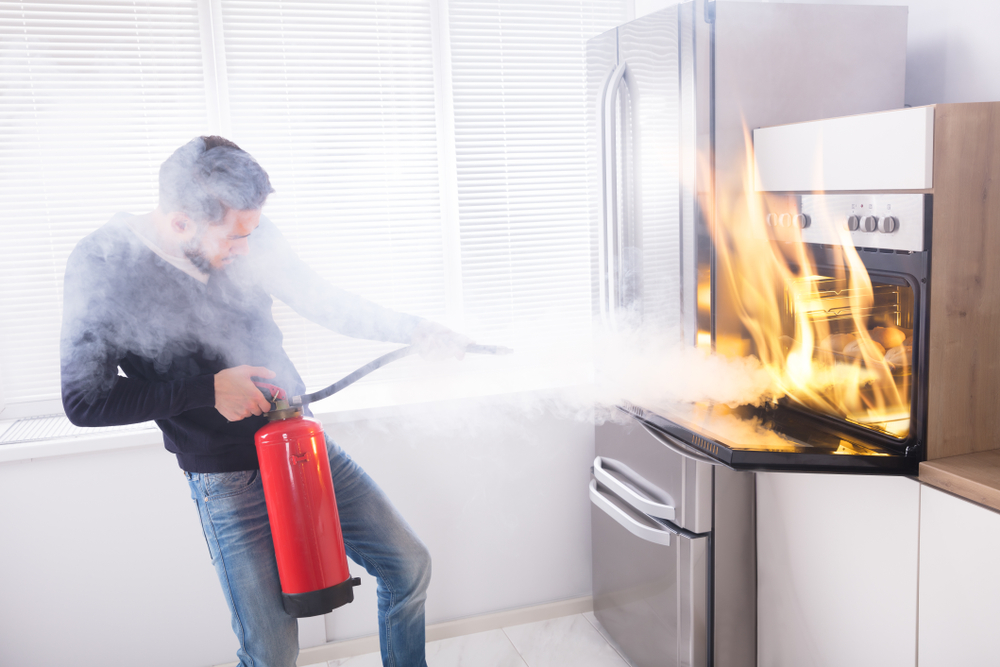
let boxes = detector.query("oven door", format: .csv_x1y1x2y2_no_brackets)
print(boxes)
626,402,917,474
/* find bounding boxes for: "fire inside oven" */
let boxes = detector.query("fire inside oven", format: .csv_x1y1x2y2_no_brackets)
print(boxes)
780,271,914,440
641,259,924,471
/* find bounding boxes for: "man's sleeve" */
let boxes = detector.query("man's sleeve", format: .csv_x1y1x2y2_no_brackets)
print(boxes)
250,217,425,343
60,240,215,427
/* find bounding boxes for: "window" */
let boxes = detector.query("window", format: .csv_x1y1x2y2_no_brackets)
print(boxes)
0,0,209,417
449,0,626,345
0,0,627,420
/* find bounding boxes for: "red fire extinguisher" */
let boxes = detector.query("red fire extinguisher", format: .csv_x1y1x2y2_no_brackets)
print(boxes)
253,343,511,618
254,384,360,618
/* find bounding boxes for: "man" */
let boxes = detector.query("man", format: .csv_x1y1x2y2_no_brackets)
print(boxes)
61,136,468,667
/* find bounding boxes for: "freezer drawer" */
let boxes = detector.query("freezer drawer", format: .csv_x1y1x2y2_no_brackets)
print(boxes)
591,478,709,667
596,415,713,533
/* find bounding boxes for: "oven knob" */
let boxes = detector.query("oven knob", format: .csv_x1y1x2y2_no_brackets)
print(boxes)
779,213,792,227
847,215,860,231
863,216,878,232
794,214,811,228
880,216,898,233
766,213,777,226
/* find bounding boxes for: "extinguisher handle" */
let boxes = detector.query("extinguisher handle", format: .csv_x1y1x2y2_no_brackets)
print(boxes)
253,382,287,404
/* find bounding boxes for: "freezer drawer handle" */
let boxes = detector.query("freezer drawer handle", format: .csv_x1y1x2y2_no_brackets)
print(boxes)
593,456,676,521
589,479,673,547
638,421,721,467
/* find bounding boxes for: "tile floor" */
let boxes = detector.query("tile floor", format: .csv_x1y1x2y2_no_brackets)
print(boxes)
307,612,634,667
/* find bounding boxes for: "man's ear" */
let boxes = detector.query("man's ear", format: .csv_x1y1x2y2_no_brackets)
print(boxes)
168,212,195,237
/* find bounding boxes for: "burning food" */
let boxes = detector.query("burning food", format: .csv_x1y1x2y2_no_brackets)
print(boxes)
821,333,857,353
869,326,907,349
842,339,885,361
883,345,911,370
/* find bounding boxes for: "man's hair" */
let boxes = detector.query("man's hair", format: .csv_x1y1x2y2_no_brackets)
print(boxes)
158,136,274,224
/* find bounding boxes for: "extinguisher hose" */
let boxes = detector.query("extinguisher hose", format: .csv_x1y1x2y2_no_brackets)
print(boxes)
290,343,512,408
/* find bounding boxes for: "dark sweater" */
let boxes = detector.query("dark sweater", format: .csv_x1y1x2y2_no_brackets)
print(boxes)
60,214,422,472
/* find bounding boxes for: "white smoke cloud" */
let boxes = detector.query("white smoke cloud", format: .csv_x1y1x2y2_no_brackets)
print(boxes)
317,321,786,445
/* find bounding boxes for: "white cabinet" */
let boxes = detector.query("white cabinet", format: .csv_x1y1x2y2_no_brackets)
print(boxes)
756,473,920,667
918,485,1000,667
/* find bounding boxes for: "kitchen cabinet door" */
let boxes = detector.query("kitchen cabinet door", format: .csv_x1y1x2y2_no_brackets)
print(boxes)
757,473,919,667
919,485,1000,667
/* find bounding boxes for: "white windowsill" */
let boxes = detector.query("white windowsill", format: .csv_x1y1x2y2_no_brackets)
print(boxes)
0,359,594,464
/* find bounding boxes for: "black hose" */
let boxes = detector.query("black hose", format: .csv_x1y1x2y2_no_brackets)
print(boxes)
290,343,512,407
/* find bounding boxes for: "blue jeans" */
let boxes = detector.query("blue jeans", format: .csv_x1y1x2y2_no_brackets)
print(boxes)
186,436,431,667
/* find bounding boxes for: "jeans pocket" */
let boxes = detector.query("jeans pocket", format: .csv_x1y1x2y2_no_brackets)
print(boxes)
205,469,260,500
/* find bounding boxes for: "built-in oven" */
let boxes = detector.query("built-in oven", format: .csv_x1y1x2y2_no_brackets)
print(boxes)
638,192,931,474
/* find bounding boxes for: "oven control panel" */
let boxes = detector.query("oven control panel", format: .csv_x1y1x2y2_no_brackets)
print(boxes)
765,194,928,252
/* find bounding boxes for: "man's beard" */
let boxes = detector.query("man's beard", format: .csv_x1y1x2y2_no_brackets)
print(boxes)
182,238,216,275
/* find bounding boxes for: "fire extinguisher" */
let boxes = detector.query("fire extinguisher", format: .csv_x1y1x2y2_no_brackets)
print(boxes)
254,343,512,618
253,388,358,618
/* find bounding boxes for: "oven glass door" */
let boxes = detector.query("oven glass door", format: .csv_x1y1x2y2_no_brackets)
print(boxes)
630,403,915,474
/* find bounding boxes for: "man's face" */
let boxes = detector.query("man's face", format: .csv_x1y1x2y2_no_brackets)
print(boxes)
183,208,261,272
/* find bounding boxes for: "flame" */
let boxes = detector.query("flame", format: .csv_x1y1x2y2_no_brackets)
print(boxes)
711,125,911,439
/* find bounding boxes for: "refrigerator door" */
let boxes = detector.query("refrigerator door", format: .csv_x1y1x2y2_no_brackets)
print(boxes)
617,8,682,332
590,478,709,667
596,414,712,534
588,2,706,334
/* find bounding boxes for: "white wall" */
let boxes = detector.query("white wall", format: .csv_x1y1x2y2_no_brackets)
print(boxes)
0,398,595,667
636,0,1000,107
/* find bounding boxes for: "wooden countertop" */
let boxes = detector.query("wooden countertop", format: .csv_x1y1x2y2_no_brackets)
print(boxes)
920,450,1000,512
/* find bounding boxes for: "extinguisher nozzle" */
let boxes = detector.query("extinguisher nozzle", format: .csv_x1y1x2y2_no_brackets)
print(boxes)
467,343,514,355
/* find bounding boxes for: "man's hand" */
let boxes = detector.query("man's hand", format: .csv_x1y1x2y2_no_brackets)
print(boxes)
214,366,276,421
411,321,474,361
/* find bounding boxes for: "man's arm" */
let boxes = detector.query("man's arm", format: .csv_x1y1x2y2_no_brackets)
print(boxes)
248,217,426,343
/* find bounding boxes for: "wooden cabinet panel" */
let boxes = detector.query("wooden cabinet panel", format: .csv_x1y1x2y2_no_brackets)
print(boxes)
919,485,1000,667
926,103,1000,459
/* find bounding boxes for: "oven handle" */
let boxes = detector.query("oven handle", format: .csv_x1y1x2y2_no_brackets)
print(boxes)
589,479,673,547
593,456,676,521
638,420,721,466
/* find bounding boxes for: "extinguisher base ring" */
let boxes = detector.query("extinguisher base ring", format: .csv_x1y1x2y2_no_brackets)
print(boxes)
281,577,362,618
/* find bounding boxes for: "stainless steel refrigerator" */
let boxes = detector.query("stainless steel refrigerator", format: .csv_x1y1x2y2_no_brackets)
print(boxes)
587,2,908,665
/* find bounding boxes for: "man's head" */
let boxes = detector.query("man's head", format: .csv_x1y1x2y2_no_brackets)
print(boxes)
158,136,274,271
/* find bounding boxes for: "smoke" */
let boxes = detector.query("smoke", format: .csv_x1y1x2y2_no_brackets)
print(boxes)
588,326,782,417
320,320,787,446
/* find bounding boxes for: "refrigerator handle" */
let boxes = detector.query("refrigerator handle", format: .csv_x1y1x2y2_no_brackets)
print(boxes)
593,456,676,520
599,61,627,326
589,479,673,547
638,420,721,467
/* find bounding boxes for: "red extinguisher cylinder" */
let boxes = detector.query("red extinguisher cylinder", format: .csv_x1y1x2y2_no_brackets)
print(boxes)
255,411,360,617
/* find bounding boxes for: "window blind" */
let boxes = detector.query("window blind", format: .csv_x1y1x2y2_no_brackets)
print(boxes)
448,0,627,348
0,0,209,415
0,0,628,420
219,0,447,390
